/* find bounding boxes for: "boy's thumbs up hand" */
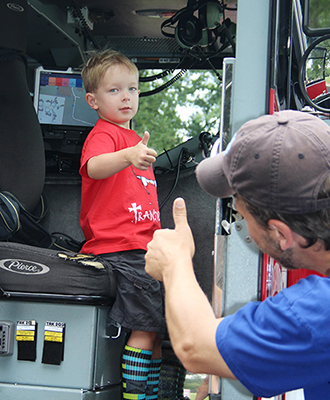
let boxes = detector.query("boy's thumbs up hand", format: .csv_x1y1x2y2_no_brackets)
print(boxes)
131,131,157,170
141,131,150,146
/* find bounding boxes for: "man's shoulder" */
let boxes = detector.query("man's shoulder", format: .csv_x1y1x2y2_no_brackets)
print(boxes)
284,274,330,299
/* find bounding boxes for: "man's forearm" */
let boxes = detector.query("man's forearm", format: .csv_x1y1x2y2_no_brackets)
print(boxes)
163,256,234,378
145,197,235,379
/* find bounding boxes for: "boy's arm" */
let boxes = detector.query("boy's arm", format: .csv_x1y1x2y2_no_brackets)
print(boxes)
87,131,157,180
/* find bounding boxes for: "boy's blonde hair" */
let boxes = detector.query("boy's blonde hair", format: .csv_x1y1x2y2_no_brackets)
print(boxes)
82,50,139,93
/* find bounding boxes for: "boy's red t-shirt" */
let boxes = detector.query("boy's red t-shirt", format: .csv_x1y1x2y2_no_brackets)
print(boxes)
80,119,160,255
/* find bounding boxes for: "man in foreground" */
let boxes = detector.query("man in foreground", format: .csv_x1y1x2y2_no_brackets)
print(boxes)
145,110,330,399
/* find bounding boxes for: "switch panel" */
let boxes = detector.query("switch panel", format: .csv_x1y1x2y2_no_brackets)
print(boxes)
0,321,15,356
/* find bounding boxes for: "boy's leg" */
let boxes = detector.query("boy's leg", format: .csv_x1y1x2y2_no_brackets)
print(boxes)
146,338,162,400
122,330,156,399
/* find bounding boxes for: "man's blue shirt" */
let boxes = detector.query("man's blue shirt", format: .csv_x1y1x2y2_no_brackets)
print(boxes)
216,275,330,399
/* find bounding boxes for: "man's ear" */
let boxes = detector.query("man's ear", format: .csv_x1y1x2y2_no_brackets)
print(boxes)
268,219,294,251
85,93,98,110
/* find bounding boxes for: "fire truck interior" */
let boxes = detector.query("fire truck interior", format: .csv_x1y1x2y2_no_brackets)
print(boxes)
0,0,330,399
0,0,237,237
0,1,238,399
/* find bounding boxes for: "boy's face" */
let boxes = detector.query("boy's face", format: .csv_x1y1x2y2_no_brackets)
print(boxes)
85,64,140,129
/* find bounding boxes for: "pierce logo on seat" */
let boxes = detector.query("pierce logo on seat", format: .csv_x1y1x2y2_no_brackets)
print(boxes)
6,3,25,12
0,259,50,275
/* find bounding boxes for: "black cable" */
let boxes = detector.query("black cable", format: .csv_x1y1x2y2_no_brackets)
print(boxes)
159,148,186,210
140,69,188,97
193,46,222,82
140,69,176,82
139,50,194,96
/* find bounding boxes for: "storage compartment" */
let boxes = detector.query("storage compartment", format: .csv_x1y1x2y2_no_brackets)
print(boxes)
0,242,124,400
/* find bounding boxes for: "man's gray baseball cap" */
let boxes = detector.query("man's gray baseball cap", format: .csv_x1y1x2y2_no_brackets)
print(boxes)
196,110,330,213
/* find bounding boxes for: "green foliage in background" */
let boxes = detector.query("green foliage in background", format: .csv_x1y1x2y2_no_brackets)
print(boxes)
308,0,330,30
132,69,222,155
184,373,206,393
306,39,330,83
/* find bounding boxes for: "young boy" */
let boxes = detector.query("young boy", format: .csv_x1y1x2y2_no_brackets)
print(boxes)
80,50,165,400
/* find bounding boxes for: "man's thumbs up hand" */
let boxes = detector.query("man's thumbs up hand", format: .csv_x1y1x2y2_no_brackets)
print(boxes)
145,198,195,281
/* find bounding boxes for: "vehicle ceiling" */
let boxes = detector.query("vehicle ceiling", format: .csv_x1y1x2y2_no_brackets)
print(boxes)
27,0,237,71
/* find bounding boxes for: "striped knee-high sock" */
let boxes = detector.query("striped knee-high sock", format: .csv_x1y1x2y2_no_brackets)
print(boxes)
122,345,152,400
146,358,162,400
177,363,186,398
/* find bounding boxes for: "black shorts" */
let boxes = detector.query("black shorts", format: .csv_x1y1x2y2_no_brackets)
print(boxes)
101,250,166,335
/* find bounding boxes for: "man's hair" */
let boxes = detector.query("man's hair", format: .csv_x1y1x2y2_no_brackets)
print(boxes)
236,175,330,250
81,49,139,93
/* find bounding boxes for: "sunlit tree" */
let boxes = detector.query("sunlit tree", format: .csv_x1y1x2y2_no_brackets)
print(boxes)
308,0,330,30
132,69,222,155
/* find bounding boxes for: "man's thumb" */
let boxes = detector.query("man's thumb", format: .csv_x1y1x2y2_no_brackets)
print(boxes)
173,197,195,257
141,131,150,146
172,197,188,230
